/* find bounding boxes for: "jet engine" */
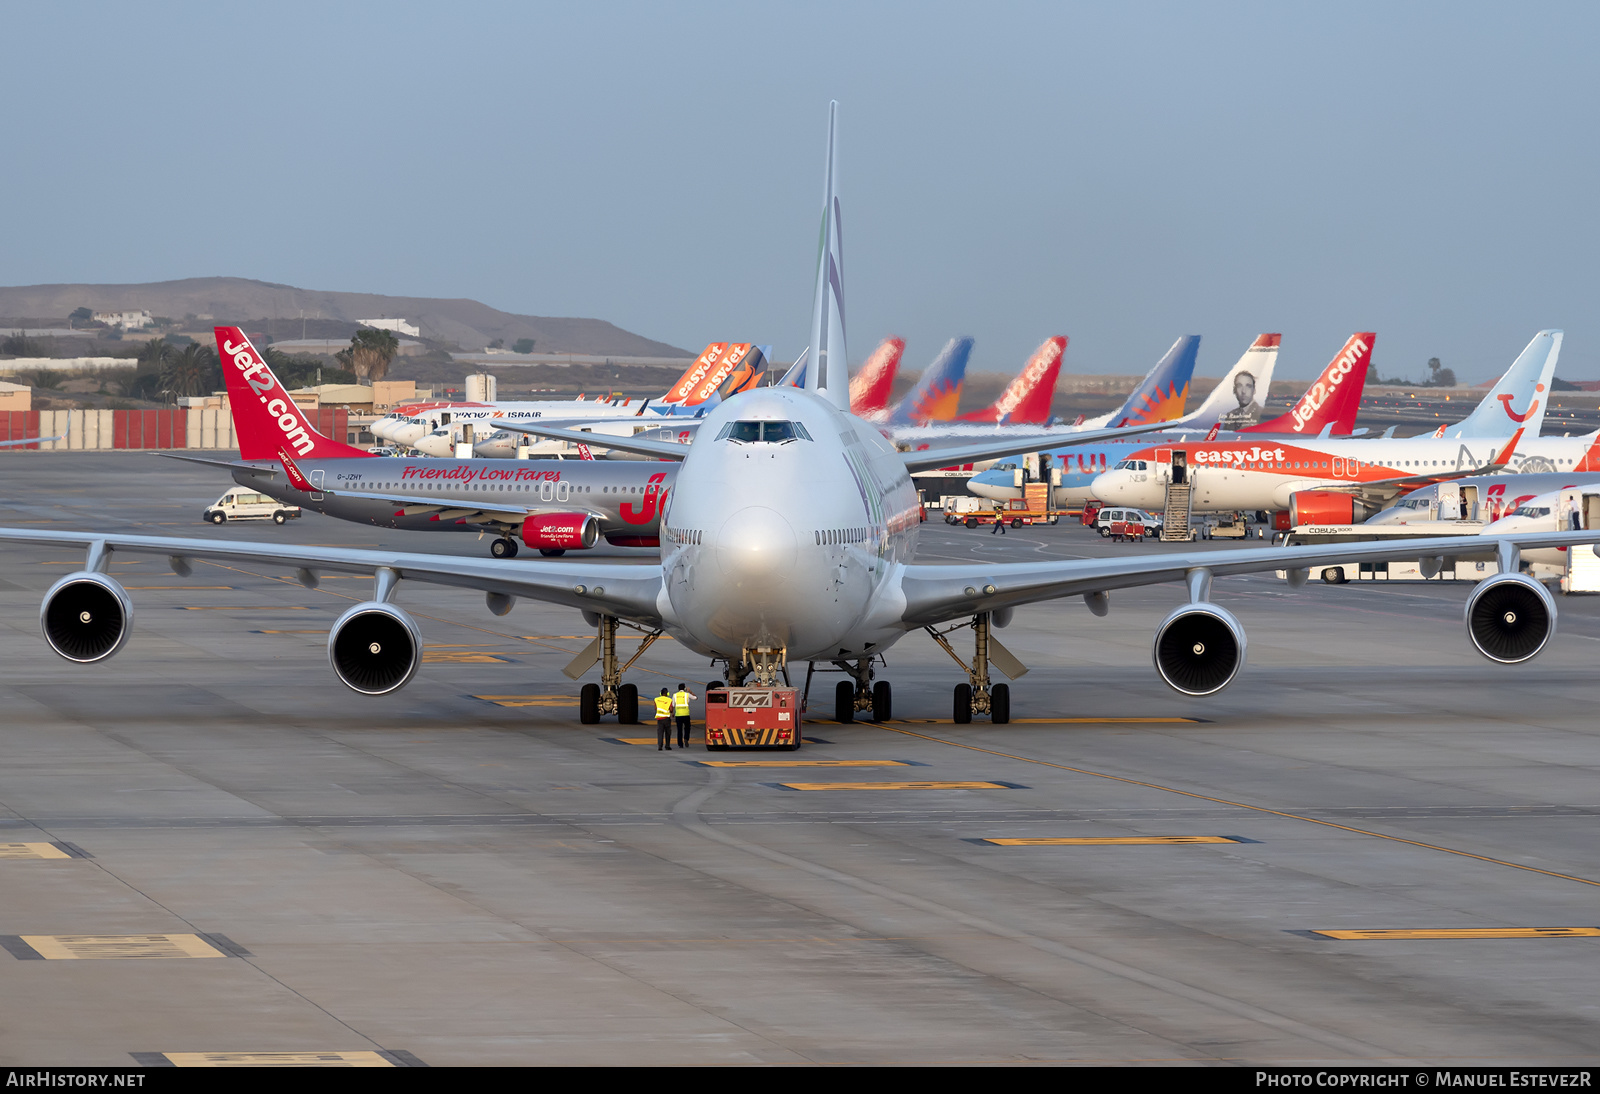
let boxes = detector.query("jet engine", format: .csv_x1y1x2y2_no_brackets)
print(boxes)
1464,573,1555,663
521,513,600,551
1152,603,1247,696
1289,490,1378,526
327,602,422,695
40,572,133,663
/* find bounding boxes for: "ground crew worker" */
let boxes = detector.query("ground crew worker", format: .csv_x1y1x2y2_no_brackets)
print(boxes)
991,509,1007,534
673,683,697,749
654,688,673,750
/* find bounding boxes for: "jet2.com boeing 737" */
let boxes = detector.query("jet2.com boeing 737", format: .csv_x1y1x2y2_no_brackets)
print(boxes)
2,104,1596,729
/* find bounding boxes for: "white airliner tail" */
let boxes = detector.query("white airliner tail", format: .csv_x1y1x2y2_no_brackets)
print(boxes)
807,101,849,411
1444,330,1562,439
1175,333,1281,430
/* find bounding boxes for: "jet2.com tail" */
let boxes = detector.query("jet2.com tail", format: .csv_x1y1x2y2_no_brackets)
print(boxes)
1240,332,1374,436
958,336,1066,426
215,327,374,462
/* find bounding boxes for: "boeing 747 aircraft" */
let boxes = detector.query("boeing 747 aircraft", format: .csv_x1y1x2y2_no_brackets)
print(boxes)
0,105,1593,728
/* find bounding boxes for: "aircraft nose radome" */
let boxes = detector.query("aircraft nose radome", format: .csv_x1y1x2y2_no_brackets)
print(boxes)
714,506,798,583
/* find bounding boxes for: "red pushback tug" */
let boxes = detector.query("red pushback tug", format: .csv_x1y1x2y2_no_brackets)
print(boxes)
704,687,802,750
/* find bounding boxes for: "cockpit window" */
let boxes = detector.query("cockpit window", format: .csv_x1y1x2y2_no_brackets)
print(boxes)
1112,460,1147,471
722,420,803,444
1511,506,1551,518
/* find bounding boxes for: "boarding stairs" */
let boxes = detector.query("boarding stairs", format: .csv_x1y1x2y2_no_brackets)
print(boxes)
1160,480,1192,542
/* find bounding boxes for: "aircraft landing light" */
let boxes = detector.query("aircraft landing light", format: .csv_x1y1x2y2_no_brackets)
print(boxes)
1310,927,1600,941
980,836,1247,846
773,780,1028,792
137,1051,410,1067
694,760,913,768
2,933,245,960
0,843,72,860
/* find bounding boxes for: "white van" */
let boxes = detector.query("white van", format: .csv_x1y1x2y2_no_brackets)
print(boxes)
1092,507,1164,537
203,487,300,526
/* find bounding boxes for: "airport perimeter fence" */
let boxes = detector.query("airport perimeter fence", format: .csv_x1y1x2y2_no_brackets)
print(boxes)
0,408,349,451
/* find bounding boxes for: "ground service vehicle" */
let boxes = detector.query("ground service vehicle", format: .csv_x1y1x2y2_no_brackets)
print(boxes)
203,487,300,525
704,687,801,749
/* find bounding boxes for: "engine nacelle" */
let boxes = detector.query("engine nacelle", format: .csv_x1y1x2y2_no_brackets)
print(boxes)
1289,490,1378,526
1153,603,1247,696
1464,572,1555,663
521,512,600,551
327,602,422,695
40,572,133,663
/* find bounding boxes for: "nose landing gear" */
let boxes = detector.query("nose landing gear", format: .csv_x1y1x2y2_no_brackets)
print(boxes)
925,611,1025,723
567,613,662,724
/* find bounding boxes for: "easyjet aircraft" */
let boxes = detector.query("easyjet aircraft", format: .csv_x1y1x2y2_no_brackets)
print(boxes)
1091,330,1566,522
1,104,1591,728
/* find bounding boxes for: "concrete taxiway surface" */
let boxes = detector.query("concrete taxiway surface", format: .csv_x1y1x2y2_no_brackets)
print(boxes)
1,453,1599,1066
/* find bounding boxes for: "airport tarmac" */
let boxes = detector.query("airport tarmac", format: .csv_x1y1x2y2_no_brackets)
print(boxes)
2,453,1600,1067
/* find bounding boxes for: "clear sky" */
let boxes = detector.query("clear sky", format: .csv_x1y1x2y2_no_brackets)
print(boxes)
3,2,1596,382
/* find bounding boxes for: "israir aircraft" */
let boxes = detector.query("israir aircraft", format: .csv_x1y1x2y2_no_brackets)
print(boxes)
2,105,1594,724
373,342,771,448
1091,331,1567,522
166,331,683,558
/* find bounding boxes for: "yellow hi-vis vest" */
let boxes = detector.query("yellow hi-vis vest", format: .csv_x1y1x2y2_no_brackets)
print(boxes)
673,690,692,716
654,695,672,718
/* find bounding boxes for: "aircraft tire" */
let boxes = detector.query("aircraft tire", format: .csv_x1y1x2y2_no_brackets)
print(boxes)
272,511,288,525
539,549,566,557
872,680,892,722
579,683,601,724
490,537,519,559
617,683,639,724
834,681,854,724
705,680,723,695
953,684,972,724
990,683,1010,724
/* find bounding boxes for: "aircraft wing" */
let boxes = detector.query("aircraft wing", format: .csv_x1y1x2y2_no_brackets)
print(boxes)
494,421,689,460
0,529,664,624
898,529,1599,628
898,420,1170,473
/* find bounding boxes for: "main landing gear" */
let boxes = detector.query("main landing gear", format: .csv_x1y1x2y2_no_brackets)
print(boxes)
569,613,664,724
924,611,1027,724
490,536,519,559
826,657,890,723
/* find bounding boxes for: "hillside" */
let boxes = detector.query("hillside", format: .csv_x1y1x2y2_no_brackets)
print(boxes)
0,277,690,357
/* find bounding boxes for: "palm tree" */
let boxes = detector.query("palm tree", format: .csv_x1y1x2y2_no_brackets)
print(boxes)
160,343,220,397
336,328,400,383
